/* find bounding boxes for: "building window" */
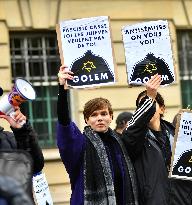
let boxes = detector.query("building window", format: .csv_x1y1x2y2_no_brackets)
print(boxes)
10,32,62,148
177,31,192,108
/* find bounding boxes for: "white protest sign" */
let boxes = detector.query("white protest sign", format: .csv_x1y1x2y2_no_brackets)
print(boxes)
56,16,116,88
122,20,175,86
170,111,192,180
33,172,53,205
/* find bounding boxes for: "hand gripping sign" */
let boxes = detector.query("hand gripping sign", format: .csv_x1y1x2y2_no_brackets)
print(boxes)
56,16,116,88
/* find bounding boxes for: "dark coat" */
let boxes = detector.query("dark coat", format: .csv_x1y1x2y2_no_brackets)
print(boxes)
0,121,44,203
122,96,192,205
57,121,138,205
0,121,44,174
0,176,33,205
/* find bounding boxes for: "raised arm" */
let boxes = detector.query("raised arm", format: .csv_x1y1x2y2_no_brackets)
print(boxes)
56,65,85,176
12,121,44,174
122,74,161,160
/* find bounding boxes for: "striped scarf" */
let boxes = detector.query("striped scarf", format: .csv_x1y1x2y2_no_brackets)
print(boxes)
83,126,139,205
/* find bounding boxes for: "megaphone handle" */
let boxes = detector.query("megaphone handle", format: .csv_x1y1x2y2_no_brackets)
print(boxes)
9,111,26,126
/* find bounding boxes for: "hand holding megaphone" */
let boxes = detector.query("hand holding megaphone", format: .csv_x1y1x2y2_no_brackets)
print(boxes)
0,78,36,126
0,107,27,128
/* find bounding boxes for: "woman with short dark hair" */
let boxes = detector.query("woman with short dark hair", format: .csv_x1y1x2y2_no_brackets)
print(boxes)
56,65,139,205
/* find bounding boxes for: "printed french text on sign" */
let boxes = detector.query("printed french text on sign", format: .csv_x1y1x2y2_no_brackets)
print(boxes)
56,16,116,88
122,20,175,86
170,111,192,180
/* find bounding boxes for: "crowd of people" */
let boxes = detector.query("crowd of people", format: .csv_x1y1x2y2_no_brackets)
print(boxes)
0,64,192,205
57,66,192,205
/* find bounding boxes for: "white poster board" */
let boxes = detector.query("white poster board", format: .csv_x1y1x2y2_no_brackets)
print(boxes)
33,172,53,205
122,20,175,86
56,16,116,88
170,111,192,180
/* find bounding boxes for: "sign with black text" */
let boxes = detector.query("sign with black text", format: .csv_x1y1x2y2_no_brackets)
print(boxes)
122,20,175,86
170,111,192,180
56,16,116,88
33,172,53,205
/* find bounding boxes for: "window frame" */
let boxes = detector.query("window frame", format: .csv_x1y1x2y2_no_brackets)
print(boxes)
10,31,62,148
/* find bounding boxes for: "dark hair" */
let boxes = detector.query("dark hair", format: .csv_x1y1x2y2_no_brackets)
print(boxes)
115,112,133,129
136,90,165,107
83,97,113,121
136,90,165,117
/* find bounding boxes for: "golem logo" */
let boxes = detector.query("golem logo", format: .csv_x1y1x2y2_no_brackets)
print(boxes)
178,166,192,174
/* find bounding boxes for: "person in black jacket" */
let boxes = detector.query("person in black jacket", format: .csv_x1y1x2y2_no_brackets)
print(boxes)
122,74,192,205
0,88,44,204
0,107,44,174
114,112,133,137
0,176,33,205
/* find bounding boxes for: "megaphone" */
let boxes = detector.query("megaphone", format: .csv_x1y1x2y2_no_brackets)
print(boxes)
0,78,36,124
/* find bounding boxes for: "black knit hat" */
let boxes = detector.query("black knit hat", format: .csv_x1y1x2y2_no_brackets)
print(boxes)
0,87,3,96
116,112,133,125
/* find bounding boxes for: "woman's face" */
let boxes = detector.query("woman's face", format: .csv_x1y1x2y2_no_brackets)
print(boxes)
86,107,112,133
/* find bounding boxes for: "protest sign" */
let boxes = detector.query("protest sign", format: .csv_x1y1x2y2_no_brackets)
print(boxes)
122,20,175,86
169,110,192,180
56,16,116,88
33,172,53,205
